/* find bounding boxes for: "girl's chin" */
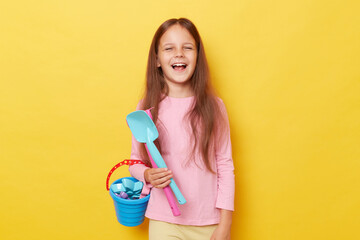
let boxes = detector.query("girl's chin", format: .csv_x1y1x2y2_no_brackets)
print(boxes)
164,78,192,86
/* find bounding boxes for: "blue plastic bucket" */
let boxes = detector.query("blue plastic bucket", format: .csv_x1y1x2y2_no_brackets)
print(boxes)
109,177,150,227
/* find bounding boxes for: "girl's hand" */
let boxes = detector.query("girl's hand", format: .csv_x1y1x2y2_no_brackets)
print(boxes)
210,224,231,240
210,209,232,240
144,168,173,189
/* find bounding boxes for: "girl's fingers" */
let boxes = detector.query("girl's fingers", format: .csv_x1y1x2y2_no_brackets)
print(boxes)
152,170,172,179
148,169,171,178
146,168,173,187
154,180,171,189
144,168,172,184
151,173,173,186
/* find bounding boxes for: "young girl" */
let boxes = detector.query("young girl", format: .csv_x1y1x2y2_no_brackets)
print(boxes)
129,18,234,240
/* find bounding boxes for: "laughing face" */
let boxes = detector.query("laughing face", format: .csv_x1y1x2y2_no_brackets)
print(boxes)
157,24,198,93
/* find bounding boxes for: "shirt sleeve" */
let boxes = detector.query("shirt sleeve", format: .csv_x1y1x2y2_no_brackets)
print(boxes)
128,100,153,195
215,99,235,211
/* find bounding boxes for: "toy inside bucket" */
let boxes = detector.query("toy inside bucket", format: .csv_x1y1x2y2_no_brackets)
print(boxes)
106,159,151,227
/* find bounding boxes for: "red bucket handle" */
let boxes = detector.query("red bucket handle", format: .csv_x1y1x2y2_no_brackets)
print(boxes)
106,159,150,191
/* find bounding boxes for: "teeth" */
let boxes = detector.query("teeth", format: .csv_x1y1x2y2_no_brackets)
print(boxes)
172,63,186,67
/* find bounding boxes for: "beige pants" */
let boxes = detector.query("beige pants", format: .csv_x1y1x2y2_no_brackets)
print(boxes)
149,219,218,240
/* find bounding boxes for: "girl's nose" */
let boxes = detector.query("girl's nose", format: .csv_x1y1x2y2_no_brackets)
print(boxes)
175,48,184,57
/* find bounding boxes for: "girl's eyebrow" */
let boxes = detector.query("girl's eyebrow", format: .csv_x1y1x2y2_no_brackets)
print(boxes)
162,42,195,46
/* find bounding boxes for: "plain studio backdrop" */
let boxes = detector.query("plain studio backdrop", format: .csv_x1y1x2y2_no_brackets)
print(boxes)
0,0,359,239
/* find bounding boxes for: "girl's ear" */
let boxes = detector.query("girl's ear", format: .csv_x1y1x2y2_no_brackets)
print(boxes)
156,57,161,67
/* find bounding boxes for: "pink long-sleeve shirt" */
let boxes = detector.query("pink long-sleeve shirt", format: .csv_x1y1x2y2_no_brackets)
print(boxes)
129,95,234,226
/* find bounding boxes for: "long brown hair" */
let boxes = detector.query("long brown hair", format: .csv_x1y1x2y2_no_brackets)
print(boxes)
140,18,226,173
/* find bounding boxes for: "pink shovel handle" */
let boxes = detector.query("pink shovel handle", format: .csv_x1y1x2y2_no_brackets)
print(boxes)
145,143,180,216
163,186,180,216
144,108,180,216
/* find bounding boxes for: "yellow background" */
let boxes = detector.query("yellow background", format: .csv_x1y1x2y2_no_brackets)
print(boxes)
1,0,359,239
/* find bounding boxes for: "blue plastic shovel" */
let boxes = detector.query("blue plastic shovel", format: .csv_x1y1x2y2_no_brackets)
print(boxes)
126,110,186,205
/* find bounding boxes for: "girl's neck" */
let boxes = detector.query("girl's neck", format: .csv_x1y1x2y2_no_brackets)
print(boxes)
166,81,194,98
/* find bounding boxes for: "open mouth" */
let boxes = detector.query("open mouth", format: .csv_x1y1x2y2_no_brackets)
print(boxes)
172,63,187,71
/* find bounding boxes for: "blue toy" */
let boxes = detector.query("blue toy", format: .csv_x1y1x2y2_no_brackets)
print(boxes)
110,178,144,199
